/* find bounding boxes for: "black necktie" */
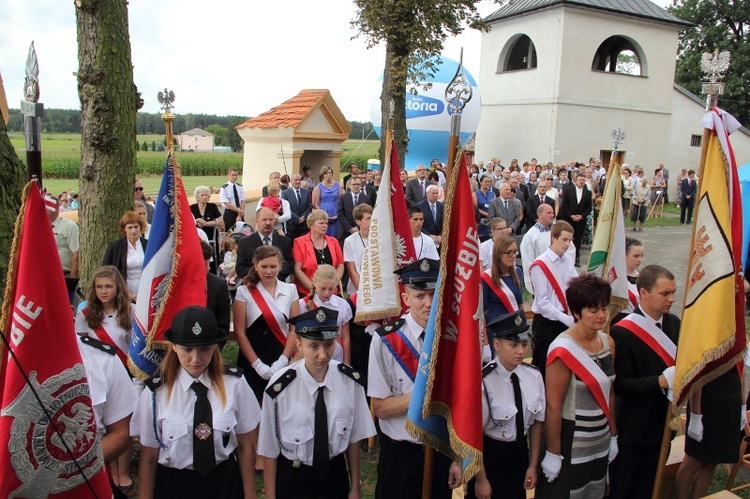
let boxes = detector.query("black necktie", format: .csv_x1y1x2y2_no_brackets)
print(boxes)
191,382,216,477
656,322,662,330
353,194,359,206
510,373,524,446
264,236,271,246
540,195,544,204
232,184,239,207
313,387,330,476
296,189,301,206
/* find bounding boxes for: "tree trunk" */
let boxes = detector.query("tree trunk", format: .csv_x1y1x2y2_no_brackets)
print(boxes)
380,40,410,169
76,0,138,287
0,119,27,298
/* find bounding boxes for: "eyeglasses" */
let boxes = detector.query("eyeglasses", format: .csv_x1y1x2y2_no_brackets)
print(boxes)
134,187,144,191
502,250,518,256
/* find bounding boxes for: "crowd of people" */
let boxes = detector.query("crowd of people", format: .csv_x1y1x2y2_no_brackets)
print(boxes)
48,154,740,499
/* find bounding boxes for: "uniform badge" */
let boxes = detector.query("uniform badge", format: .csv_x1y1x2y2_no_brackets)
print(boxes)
2,365,105,496
192,321,202,336
514,315,523,326
420,259,431,273
385,325,393,332
194,423,212,440
273,383,282,392
315,309,327,323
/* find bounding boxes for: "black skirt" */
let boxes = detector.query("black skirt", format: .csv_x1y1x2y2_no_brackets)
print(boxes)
155,456,242,498
468,436,528,499
276,454,349,499
685,368,742,463
236,315,286,402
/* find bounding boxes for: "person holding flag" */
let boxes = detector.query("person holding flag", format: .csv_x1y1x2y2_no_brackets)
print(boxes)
610,238,645,325
609,265,679,499
536,274,617,499
470,311,545,499
367,258,461,498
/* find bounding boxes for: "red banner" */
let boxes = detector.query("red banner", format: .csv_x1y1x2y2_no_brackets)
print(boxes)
0,183,112,498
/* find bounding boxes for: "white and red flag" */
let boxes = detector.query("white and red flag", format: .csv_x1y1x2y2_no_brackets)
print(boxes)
0,183,112,498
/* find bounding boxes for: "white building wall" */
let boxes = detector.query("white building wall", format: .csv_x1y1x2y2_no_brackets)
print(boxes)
237,127,294,197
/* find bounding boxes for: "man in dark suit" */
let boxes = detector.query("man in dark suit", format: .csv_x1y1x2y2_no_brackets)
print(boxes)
356,172,377,206
680,169,697,224
337,177,370,241
559,172,592,266
235,206,294,281
553,169,570,192
416,184,444,246
525,182,556,229
200,241,230,344
281,173,312,240
610,265,680,499
342,162,359,188
405,164,433,207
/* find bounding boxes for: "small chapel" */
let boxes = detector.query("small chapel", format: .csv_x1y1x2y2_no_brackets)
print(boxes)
474,0,750,191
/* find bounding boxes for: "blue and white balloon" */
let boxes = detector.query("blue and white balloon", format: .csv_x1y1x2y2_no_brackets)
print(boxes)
371,56,481,170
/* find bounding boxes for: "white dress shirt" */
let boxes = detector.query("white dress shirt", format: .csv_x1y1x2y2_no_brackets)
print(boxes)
219,181,245,207
482,362,545,442
530,248,577,327
343,232,368,294
367,313,425,443
258,359,375,464
520,226,577,295
75,309,134,355
480,238,495,271
134,367,261,469
235,280,298,332
413,233,439,260
78,337,138,439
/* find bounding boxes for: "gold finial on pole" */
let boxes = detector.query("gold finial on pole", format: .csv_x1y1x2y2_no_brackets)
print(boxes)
157,88,176,151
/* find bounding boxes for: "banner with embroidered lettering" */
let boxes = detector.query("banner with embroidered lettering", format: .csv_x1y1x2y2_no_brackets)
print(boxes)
587,161,628,313
673,108,746,409
129,153,207,379
0,183,112,498
406,150,483,483
355,139,416,322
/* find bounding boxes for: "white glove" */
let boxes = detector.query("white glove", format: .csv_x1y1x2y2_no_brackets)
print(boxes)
132,378,145,397
687,413,703,442
665,388,673,402
541,451,564,482
662,366,675,389
251,359,274,380
608,435,619,463
482,344,492,363
741,408,748,431
270,355,289,374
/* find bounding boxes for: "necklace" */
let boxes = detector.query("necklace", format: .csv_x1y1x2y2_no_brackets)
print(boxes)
313,238,327,259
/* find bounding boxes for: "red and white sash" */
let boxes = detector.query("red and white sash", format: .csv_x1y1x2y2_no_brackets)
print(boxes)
616,313,676,367
625,282,639,313
530,255,568,313
81,308,128,366
247,284,290,347
547,336,611,421
481,270,519,312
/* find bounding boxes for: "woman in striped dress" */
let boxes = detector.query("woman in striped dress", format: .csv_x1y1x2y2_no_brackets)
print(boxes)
536,275,617,499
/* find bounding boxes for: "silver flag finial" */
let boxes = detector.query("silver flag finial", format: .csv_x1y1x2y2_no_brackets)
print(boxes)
157,88,176,112
611,128,625,151
445,48,472,115
24,41,40,103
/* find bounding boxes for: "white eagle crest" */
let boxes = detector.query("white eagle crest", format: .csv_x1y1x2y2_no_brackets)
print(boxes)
700,51,731,82
51,402,95,451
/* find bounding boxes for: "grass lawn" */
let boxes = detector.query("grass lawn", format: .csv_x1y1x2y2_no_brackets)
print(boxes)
43,175,229,197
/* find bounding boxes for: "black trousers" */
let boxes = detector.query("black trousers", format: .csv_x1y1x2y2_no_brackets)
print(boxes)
608,443,660,499
276,454,349,499
680,199,694,223
569,220,585,262
531,314,568,379
223,210,238,232
375,434,452,499
468,436,528,499
155,457,242,498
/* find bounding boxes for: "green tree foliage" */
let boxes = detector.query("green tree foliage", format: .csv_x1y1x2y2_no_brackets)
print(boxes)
227,117,246,152
141,141,148,151
352,0,494,167
0,118,26,298
151,140,156,151
205,124,228,146
668,0,750,124
349,120,379,140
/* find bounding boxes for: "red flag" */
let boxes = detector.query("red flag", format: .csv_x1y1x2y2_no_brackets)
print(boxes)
0,183,112,498
407,151,483,481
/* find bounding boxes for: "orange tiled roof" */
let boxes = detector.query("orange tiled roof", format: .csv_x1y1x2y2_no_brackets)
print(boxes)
236,89,330,129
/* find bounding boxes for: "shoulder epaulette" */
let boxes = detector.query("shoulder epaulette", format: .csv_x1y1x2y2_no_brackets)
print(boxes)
519,361,540,372
224,366,244,377
143,374,164,392
376,318,406,337
236,183,243,187
265,369,296,399
338,363,365,387
222,183,229,188
79,335,116,356
482,361,498,378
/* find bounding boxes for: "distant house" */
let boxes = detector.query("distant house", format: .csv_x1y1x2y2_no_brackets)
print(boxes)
179,128,215,152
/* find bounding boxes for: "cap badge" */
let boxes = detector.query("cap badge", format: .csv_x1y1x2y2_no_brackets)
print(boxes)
192,321,202,336
514,315,523,326
420,259,431,273
315,309,327,323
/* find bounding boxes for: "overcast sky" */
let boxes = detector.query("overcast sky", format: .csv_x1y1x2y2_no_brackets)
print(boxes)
1,0,671,122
